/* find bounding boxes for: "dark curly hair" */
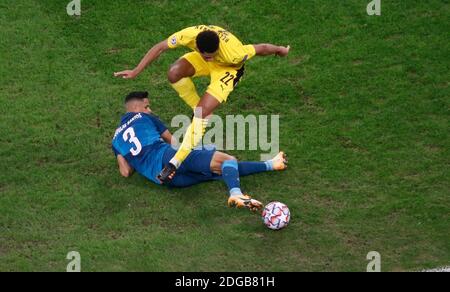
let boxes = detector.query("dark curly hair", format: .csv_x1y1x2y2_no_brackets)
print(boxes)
196,30,220,53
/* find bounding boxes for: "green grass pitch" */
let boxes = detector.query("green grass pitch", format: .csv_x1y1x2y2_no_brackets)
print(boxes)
0,0,448,271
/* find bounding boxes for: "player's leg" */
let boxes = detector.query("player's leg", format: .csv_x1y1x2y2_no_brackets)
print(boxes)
172,64,244,167
238,152,288,176
210,151,288,177
169,93,220,165
158,66,242,183
210,152,263,212
158,95,221,184
161,145,220,186
168,52,209,110
168,173,215,188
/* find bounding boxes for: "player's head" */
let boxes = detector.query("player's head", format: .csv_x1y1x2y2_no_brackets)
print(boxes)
196,30,220,61
124,91,151,113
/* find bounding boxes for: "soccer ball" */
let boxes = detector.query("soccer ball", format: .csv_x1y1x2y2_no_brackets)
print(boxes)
262,202,290,230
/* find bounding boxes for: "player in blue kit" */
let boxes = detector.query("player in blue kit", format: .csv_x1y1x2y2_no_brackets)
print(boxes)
112,91,288,211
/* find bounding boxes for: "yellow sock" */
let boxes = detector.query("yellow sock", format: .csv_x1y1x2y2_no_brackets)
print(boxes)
170,117,208,167
171,78,201,110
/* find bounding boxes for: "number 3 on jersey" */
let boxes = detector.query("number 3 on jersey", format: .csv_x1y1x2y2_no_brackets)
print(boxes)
123,127,142,156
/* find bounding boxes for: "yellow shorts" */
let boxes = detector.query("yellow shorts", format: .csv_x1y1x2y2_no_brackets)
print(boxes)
182,52,245,103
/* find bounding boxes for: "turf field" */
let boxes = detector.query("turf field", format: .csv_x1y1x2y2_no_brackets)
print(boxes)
0,0,449,272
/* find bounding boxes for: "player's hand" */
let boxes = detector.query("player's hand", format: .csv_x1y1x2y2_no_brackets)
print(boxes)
114,70,138,79
276,45,290,57
157,163,177,184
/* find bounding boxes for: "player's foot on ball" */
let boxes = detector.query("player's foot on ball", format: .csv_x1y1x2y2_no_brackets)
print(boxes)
228,194,263,212
157,163,177,184
271,151,288,171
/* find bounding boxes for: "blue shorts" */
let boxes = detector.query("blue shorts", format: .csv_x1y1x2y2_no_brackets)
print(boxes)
162,145,221,188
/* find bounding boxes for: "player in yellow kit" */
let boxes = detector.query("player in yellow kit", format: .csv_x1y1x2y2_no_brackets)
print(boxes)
114,25,290,191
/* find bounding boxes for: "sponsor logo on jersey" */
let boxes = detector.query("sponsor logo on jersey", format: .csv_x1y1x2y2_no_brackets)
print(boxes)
170,36,177,46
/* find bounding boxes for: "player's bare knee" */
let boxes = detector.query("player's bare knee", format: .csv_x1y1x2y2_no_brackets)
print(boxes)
228,155,237,162
221,155,237,166
167,65,182,83
216,156,237,174
211,152,236,174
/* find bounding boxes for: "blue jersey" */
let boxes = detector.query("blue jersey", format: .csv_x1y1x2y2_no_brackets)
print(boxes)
112,112,170,184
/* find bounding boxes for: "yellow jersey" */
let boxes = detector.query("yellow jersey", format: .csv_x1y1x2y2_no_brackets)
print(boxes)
167,25,256,67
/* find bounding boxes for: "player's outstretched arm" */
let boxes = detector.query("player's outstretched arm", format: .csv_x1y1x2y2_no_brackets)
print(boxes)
114,40,170,79
117,155,135,177
254,44,290,57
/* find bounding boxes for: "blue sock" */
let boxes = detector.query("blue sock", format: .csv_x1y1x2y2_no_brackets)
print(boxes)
238,161,273,177
222,160,243,197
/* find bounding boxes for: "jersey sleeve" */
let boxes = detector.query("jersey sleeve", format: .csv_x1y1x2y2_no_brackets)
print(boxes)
167,26,198,49
227,44,257,65
147,114,168,135
243,45,256,61
112,145,120,157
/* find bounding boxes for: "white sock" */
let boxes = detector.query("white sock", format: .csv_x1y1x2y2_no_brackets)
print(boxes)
229,187,243,197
